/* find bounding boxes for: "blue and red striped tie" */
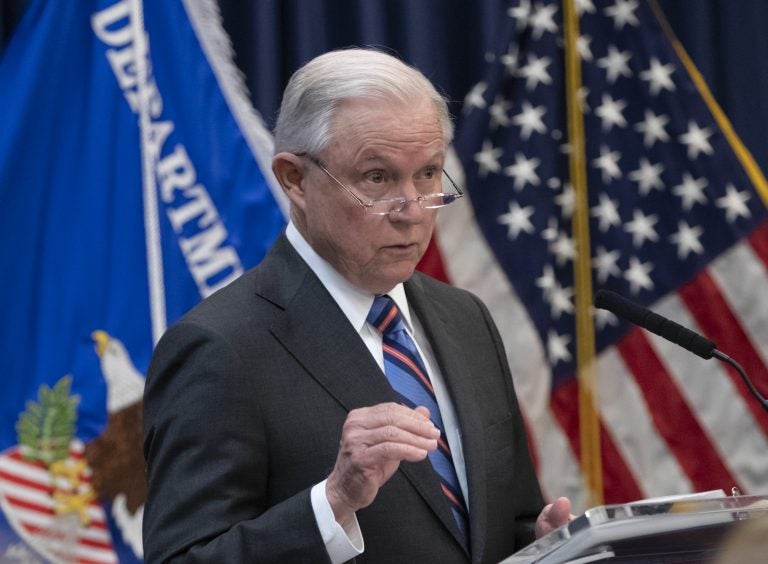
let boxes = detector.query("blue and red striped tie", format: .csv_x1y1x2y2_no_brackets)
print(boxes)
368,295,470,547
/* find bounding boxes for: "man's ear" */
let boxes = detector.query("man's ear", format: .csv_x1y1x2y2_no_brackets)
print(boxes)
272,152,308,210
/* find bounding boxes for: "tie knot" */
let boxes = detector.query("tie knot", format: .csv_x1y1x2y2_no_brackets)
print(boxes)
367,295,406,337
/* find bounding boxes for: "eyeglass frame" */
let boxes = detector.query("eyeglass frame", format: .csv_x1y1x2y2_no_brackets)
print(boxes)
295,152,464,216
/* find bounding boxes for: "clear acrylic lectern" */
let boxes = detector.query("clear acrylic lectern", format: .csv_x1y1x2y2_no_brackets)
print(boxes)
502,494,768,563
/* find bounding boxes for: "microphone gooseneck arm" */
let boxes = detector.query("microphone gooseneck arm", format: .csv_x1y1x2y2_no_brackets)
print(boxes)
711,349,768,413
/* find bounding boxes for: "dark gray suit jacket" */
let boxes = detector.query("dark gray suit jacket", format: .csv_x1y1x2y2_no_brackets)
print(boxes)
143,234,544,563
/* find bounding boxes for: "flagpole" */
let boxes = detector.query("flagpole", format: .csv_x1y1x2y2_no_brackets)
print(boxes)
130,0,168,345
562,0,603,507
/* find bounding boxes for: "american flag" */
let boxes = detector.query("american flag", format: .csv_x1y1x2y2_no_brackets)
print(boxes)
421,0,768,511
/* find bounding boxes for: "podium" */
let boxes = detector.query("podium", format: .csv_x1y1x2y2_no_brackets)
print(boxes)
503,494,768,563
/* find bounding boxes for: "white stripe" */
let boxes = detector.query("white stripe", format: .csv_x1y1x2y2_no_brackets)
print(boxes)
437,150,588,510
3,492,109,525
8,506,112,544
0,456,50,484
652,294,768,493
710,240,768,367
129,0,166,345
597,348,693,497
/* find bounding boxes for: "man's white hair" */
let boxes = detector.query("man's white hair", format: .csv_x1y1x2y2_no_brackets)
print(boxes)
273,48,454,155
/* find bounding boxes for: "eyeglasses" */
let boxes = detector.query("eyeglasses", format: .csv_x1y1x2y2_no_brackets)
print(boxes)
297,153,463,216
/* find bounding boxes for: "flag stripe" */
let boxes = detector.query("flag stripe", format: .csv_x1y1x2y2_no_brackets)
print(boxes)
551,379,643,503
652,295,768,494
597,348,693,497
678,271,768,433
617,328,740,492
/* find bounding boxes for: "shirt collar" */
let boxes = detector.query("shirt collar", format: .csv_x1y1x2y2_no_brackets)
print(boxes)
285,221,413,333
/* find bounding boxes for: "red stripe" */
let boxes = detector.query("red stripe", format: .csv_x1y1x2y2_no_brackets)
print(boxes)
551,378,644,503
377,306,398,333
678,270,768,437
5,494,54,516
437,437,452,456
747,219,768,266
617,327,742,492
440,483,467,514
383,344,435,395
22,522,113,552
0,469,54,493
417,236,450,283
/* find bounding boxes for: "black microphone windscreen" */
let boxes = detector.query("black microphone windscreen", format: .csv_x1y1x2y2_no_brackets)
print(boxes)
594,290,716,359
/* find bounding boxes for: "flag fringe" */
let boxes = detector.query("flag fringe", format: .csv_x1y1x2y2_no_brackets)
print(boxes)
181,0,289,218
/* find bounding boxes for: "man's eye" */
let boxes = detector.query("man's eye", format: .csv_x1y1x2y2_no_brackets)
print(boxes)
367,171,385,183
423,168,436,179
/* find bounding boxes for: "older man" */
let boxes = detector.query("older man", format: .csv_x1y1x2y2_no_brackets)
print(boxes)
143,48,570,563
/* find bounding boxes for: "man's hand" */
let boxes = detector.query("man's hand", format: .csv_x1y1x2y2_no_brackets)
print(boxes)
535,497,574,538
326,403,440,524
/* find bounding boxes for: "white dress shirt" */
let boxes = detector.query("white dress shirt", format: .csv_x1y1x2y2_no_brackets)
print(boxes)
286,221,467,563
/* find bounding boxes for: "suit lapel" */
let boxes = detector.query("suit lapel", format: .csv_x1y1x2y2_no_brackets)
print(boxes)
257,238,470,554
407,276,488,563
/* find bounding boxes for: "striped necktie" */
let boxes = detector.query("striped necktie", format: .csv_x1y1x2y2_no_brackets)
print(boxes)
367,294,470,548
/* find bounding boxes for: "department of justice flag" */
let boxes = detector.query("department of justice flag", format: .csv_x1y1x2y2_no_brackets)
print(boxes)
0,0,286,561
429,0,768,510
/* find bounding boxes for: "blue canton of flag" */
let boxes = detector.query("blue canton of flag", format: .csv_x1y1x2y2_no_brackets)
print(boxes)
444,0,768,508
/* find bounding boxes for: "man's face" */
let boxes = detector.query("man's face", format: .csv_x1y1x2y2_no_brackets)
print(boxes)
299,96,445,294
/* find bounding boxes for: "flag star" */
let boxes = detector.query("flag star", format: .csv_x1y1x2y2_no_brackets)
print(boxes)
550,230,576,266
669,221,705,259
716,183,752,222
512,101,547,139
596,45,632,83
635,109,670,148
547,330,572,365
508,0,533,31
672,172,708,211
497,200,536,239
640,57,676,95
474,140,503,177
489,96,512,129
504,152,542,190
529,2,559,40
519,53,553,91
592,245,622,283
628,158,665,195
554,183,575,218
624,209,660,248
536,264,557,297
591,145,622,184
463,81,487,114
577,86,590,113
577,35,594,62
542,217,558,242
575,0,597,15
679,120,714,159
595,94,628,131
591,193,621,232
595,308,619,330
549,283,574,319
604,0,640,30
624,256,654,294
501,45,521,75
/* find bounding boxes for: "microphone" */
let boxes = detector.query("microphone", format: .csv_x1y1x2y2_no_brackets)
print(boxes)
594,289,768,413
594,290,715,359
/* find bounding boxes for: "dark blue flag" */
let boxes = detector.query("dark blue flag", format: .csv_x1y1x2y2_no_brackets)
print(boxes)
0,0,285,560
